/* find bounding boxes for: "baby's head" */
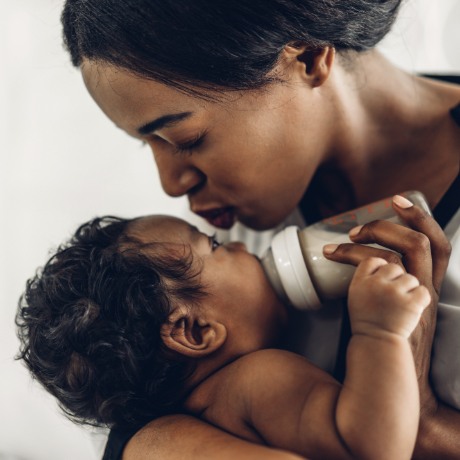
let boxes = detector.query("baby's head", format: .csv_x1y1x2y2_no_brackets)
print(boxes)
16,215,286,428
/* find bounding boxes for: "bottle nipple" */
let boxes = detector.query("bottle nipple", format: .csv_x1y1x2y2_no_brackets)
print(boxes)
262,226,321,310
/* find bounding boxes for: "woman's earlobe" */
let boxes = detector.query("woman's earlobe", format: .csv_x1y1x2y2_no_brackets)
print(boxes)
160,308,227,358
283,44,335,88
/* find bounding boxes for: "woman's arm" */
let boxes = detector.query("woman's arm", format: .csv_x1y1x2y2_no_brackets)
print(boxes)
414,404,460,459
123,414,305,460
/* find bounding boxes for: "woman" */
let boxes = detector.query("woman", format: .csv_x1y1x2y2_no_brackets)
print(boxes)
60,0,460,458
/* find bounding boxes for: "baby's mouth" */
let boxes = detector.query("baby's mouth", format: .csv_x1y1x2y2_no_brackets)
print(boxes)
195,207,235,229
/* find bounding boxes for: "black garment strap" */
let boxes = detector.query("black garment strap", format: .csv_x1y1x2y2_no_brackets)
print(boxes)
422,74,460,85
102,425,142,460
450,103,460,125
432,100,460,229
433,173,460,230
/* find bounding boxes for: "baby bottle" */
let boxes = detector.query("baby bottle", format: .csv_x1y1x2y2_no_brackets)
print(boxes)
261,191,431,310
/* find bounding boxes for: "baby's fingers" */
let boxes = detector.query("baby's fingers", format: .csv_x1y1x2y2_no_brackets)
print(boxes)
352,256,388,279
399,285,431,338
394,273,422,292
408,284,431,311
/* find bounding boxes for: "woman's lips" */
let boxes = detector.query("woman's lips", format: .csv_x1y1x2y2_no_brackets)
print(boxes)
195,207,235,229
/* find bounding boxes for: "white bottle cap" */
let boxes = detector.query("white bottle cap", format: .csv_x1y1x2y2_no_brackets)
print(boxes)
270,226,321,310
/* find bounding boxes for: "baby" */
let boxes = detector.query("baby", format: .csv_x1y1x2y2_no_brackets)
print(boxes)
16,214,429,459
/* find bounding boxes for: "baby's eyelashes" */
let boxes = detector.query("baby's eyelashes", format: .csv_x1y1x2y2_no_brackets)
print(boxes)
209,233,222,251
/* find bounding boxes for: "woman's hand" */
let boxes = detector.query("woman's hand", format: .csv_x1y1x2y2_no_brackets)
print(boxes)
323,195,452,412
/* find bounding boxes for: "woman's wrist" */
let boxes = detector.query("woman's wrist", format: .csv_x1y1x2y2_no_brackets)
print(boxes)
413,400,460,460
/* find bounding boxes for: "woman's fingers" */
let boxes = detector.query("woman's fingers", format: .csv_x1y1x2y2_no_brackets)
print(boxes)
345,219,433,288
323,242,404,268
390,195,451,294
324,195,451,295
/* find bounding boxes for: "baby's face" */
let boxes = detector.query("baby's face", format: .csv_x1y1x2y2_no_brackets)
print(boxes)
129,215,288,354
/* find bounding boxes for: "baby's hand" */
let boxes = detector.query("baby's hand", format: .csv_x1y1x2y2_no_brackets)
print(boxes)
348,257,431,339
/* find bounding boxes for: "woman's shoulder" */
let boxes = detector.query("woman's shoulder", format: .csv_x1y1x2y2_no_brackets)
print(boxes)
122,415,211,459
123,412,306,460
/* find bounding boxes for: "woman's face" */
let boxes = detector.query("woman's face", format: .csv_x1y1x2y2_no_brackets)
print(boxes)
82,59,333,230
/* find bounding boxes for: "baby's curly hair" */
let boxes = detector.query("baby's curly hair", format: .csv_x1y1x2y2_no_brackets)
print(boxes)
16,216,205,429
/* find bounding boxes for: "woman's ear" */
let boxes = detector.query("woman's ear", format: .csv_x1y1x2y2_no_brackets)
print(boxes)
283,44,335,88
160,307,227,358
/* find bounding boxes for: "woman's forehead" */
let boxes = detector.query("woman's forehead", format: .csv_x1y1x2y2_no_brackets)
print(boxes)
82,60,190,106
81,59,276,116
81,60,219,133
81,59,219,106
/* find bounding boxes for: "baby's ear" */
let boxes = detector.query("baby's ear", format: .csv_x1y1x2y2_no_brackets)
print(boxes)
283,44,335,88
161,307,227,358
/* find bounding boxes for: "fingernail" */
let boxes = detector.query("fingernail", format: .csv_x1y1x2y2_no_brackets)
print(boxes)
323,244,339,255
393,195,413,209
349,225,363,237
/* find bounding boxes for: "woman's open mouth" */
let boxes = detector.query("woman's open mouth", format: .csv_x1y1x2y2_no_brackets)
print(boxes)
195,207,235,229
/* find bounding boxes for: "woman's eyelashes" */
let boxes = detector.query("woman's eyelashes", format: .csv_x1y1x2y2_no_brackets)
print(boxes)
142,131,206,156
173,133,205,156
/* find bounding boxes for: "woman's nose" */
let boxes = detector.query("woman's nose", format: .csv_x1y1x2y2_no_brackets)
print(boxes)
154,153,205,197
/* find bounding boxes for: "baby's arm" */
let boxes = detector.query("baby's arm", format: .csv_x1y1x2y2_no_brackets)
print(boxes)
336,257,429,459
202,258,429,460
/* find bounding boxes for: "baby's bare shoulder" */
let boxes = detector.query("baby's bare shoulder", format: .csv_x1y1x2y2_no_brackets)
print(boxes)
192,349,306,400
185,349,341,448
230,349,334,387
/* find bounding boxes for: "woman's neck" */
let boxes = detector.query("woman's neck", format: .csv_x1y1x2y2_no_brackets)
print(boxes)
316,50,460,215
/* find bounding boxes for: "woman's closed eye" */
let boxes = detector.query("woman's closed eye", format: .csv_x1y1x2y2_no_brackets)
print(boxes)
173,133,205,156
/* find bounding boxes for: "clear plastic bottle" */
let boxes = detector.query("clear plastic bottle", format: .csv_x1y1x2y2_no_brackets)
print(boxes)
261,191,431,310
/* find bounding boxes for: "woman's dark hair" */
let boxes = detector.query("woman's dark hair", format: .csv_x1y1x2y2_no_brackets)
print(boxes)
16,216,205,429
61,0,403,93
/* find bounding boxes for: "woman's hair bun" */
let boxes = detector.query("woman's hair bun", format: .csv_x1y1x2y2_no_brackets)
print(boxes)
62,0,403,91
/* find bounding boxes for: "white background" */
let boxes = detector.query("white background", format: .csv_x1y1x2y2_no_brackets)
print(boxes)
1,1,460,458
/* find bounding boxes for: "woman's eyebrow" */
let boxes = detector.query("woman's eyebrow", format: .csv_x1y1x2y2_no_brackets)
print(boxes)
137,112,193,136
